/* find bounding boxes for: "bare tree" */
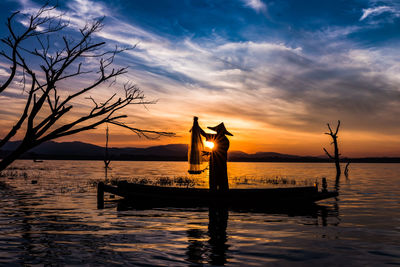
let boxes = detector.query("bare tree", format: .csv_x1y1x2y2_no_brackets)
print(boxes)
0,4,173,172
103,125,111,182
323,120,341,179
104,125,111,169
344,161,350,179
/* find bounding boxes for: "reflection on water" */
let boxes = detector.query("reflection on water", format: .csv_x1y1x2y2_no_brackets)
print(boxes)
0,160,399,265
184,204,341,266
116,201,339,266
186,207,229,265
208,207,229,265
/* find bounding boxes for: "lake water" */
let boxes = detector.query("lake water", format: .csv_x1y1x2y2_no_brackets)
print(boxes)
0,160,399,266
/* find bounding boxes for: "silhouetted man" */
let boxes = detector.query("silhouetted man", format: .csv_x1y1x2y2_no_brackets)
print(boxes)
199,123,233,192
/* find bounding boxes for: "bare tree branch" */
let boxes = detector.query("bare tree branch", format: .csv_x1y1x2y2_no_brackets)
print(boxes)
0,73,36,148
0,5,175,171
104,125,111,169
0,3,66,94
323,120,341,181
109,121,174,139
323,148,334,160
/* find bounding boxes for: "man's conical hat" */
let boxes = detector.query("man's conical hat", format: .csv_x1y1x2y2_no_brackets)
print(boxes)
207,122,233,136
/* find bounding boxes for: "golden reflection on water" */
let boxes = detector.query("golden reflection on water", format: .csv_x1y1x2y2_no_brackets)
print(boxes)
0,160,399,265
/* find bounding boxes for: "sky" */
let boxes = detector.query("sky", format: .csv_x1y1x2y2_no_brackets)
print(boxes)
0,0,400,157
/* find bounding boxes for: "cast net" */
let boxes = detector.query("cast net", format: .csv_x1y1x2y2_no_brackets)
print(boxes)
188,117,204,174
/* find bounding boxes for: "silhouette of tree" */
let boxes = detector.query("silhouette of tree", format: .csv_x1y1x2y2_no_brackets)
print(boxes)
344,161,350,179
0,3,173,171
104,125,111,169
323,120,341,180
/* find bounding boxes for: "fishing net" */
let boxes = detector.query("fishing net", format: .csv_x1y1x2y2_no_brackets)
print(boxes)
188,117,204,174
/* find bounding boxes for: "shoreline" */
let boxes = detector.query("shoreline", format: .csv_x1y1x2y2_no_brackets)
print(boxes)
2,156,400,163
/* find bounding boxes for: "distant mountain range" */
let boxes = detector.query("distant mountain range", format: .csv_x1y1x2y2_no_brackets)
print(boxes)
0,141,188,161
1,141,399,163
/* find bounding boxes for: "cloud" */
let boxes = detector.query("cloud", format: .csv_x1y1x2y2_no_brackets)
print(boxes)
66,0,109,17
0,68,9,78
360,5,398,21
15,0,110,31
241,0,267,13
3,0,400,156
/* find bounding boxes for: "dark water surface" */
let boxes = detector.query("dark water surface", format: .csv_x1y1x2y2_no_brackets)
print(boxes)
0,160,399,266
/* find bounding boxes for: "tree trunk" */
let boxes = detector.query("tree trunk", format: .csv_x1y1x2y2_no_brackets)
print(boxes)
323,120,342,185
333,137,341,178
0,140,33,172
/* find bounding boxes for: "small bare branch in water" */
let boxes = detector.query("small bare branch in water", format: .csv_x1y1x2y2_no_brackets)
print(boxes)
344,161,350,179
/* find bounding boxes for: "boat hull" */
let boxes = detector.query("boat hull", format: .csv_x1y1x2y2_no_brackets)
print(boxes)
98,181,338,209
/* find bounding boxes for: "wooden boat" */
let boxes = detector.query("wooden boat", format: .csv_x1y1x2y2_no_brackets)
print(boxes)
97,181,338,209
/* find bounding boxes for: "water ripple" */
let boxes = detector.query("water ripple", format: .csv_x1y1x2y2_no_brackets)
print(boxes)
0,160,399,265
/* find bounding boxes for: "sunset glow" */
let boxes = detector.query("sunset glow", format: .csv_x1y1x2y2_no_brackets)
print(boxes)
0,0,399,157
0,2,399,266
205,141,215,150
